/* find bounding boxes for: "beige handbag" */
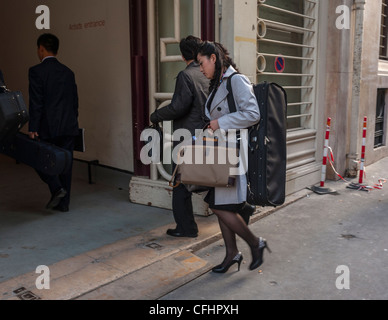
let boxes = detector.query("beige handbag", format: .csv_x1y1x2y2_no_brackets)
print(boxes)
169,140,239,192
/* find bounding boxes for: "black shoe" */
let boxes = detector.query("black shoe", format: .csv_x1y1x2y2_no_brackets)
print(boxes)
46,188,67,209
238,203,256,225
166,229,198,238
212,253,243,273
249,238,272,271
53,205,69,212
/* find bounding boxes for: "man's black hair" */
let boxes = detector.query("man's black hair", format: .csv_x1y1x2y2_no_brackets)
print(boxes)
179,36,202,61
37,33,60,55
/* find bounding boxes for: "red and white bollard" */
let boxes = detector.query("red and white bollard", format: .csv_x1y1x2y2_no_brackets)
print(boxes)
321,117,331,188
310,117,337,195
359,117,367,184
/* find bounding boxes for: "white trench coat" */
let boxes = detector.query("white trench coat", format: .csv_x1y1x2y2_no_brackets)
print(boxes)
204,66,261,205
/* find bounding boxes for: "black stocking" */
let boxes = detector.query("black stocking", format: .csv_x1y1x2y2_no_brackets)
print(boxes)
213,209,260,266
217,218,238,267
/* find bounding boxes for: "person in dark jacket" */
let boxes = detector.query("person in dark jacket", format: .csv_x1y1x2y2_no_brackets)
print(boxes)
28,33,79,212
150,36,209,238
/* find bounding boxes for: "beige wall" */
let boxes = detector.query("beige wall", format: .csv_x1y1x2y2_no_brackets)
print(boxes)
323,0,354,179
369,0,388,163
324,0,388,180
220,0,257,83
349,0,388,168
0,0,134,172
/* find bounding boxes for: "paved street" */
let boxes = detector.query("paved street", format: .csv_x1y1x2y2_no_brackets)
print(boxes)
1,155,387,301
162,157,388,300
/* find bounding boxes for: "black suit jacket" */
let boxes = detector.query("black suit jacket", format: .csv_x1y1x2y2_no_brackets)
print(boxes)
28,58,79,139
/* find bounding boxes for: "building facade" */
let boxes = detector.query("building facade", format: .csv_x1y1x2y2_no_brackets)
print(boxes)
0,0,387,213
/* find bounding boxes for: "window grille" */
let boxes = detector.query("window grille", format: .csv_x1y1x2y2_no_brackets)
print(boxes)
375,89,386,148
257,0,318,170
257,0,317,130
380,0,388,60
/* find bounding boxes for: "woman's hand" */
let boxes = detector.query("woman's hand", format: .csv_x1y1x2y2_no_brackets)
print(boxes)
208,120,220,132
28,132,39,140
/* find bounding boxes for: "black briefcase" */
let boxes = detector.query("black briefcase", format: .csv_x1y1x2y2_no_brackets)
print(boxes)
0,82,29,142
74,128,85,152
0,133,72,176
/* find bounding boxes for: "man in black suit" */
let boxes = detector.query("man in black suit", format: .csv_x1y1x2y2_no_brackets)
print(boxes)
28,33,79,212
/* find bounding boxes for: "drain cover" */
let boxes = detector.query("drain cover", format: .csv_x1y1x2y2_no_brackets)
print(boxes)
146,242,163,250
13,287,41,300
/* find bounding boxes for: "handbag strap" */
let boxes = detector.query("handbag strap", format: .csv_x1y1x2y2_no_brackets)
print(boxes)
169,147,185,189
226,72,243,147
169,164,181,188
226,72,239,113
226,72,249,184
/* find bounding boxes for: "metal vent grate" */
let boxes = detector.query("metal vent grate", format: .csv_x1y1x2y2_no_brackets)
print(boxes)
257,0,317,130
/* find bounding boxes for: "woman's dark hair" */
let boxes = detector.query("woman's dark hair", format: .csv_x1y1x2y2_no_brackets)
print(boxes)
197,41,238,92
180,36,202,61
37,33,60,55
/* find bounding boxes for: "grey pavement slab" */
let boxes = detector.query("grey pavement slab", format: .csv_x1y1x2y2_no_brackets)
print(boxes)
162,157,388,300
0,155,174,283
2,152,388,301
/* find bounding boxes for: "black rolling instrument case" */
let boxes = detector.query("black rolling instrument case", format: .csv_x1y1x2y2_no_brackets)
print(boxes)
227,73,288,207
0,133,72,176
0,80,29,142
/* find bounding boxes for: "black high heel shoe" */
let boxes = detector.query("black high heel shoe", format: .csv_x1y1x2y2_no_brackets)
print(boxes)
249,238,272,271
212,253,243,273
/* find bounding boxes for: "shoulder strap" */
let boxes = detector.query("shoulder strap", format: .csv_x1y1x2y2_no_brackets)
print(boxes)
226,72,239,113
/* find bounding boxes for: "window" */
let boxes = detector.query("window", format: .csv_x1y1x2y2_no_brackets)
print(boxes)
257,0,318,171
257,0,317,130
380,0,388,60
375,89,386,148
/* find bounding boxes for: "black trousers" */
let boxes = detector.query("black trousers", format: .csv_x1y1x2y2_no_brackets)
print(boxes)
36,136,75,207
172,180,198,235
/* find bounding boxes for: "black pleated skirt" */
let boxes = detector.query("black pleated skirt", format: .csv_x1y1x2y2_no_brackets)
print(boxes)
204,188,245,212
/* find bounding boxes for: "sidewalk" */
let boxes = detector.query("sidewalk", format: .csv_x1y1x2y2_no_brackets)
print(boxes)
161,157,388,300
0,154,174,280
1,154,387,300
0,152,303,300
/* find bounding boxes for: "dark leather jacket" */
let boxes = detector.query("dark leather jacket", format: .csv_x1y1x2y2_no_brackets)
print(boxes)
150,62,209,136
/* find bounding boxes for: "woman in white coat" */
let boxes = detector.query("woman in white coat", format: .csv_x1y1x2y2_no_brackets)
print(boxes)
197,41,271,273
